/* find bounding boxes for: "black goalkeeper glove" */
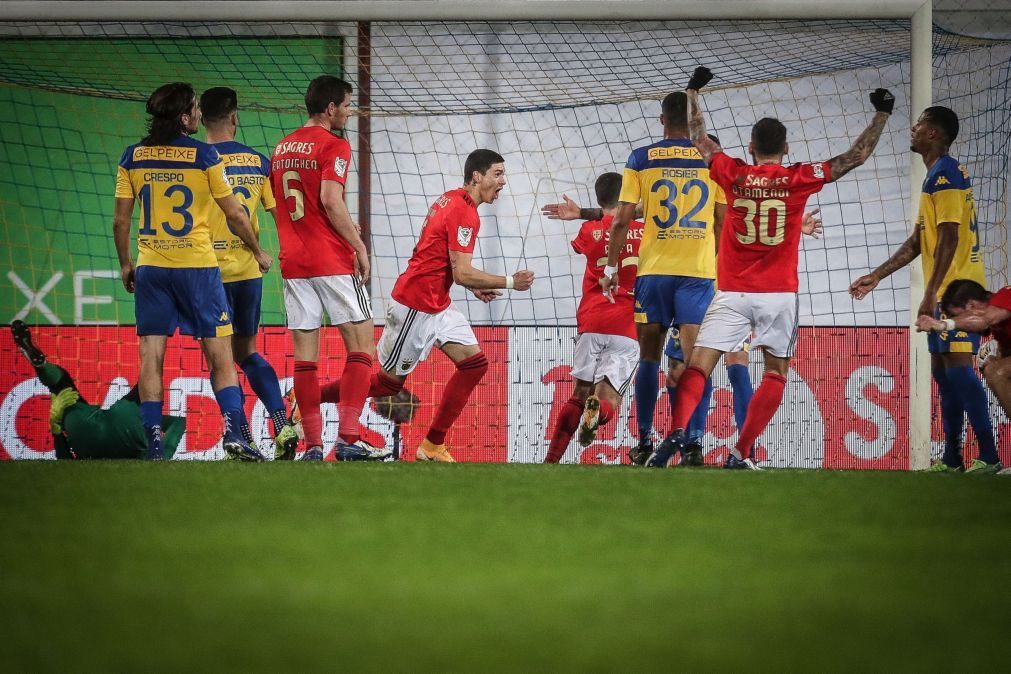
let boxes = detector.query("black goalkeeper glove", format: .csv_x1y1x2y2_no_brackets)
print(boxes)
687,66,713,91
869,88,895,114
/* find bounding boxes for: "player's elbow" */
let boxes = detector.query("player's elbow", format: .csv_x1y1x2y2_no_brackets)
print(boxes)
452,268,473,287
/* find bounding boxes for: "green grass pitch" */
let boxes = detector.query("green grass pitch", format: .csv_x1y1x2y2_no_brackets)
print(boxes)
1,462,1009,671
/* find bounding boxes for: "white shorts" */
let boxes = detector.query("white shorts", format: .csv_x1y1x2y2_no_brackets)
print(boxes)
571,332,638,394
696,291,799,358
377,299,478,375
283,274,372,330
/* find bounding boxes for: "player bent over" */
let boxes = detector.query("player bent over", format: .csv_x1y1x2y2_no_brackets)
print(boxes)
917,279,1010,474
850,106,999,473
309,150,534,462
201,86,298,459
271,76,378,462
113,82,272,461
650,67,892,469
12,321,184,459
543,173,642,463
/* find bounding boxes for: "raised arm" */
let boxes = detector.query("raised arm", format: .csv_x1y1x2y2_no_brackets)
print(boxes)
826,89,893,182
686,67,721,165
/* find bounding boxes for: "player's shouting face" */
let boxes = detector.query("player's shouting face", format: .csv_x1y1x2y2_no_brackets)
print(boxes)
475,162,506,204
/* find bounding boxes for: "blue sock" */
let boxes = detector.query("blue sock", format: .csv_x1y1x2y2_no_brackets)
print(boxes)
635,360,660,440
214,385,247,443
945,365,998,464
727,363,754,431
933,367,965,467
140,400,164,458
240,353,286,434
686,377,713,442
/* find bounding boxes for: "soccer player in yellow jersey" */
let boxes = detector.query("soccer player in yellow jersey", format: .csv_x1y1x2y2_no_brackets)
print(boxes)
113,82,273,461
599,91,726,465
200,87,298,460
850,105,999,472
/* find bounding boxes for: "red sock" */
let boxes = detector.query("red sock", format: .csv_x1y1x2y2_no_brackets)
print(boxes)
338,352,373,443
545,397,584,463
294,360,321,448
670,366,707,432
735,372,786,458
598,398,615,426
426,353,488,446
321,370,403,403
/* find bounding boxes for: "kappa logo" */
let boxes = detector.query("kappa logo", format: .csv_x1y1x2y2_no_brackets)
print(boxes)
935,175,950,186
592,229,602,241
812,163,824,179
219,311,230,322
457,227,474,247
334,156,348,177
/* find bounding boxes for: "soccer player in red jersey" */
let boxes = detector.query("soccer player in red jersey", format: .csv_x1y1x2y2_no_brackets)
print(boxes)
311,150,534,461
543,173,643,463
270,76,376,461
647,67,893,469
919,279,1011,471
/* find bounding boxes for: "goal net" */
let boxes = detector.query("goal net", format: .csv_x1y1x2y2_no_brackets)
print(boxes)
0,17,1008,465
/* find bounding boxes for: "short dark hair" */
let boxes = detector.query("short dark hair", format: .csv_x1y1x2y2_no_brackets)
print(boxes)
594,172,623,208
661,91,687,128
141,82,195,146
305,75,353,115
707,133,720,145
923,105,959,144
941,279,990,313
200,86,237,125
751,118,787,156
463,149,505,184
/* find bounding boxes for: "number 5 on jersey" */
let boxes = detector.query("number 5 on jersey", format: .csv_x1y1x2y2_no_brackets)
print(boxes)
281,170,305,222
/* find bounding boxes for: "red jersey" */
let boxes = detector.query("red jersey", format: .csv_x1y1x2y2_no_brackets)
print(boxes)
270,125,354,278
571,215,642,340
988,286,1011,354
709,152,831,293
392,188,480,313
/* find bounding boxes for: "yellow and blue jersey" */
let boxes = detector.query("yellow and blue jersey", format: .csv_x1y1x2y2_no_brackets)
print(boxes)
115,134,232,269
917,154,986,299
618,138,726,279
208,140,275,283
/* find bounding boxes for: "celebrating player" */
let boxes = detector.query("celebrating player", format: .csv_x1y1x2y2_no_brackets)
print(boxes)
11,321,184,459
917,280,1010,471
648,67,893,469
597,91,727,466
542,173,642,463
200,86,298,459
113,82,272,461
315,150,533,462
850,106,999,473
271,75,377,462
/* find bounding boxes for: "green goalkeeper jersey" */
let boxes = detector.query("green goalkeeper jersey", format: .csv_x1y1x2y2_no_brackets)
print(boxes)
57,398,184,460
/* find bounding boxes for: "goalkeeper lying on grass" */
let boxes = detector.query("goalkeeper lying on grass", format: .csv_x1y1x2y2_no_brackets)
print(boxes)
11,321,183,460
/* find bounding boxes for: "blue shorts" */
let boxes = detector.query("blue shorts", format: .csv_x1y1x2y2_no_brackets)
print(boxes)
135,266,233,339
634,275,714,328
223,277,263,337
927,302,979,354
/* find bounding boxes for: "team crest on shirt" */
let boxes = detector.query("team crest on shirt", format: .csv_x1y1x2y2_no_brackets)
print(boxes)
457,227,474,247
401,359,413,371
334,156,348,178
812,163,824,179
592,229,602,242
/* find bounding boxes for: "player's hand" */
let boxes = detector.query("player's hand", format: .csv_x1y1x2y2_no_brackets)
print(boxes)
687,66,714,91
598,273,618,303
869,88,895,114
120,262,136,294
801,208,823,238
849,273,879,300
915,314,944,333
541,195,581,221
49,387,80,435
355,249,371,286
472,288,502,303
917,295,935,320
512,270,535,291
353,221,362,235
255,249,273,274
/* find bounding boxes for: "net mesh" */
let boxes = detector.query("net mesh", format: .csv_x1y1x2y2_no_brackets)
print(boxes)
0,17,1009,465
